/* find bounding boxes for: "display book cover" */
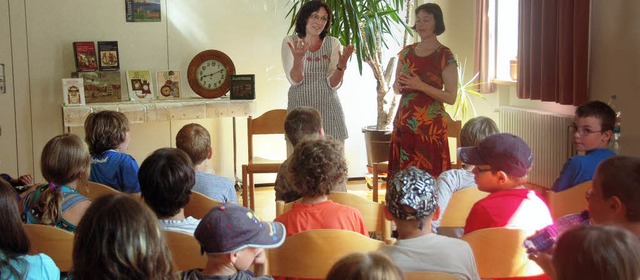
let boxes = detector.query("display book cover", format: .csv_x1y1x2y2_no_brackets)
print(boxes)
61,78,86,106
126,70,155,101
230,74,255,100
156,70,181,99
97,41,119,71
73,41,98,72
71,71,122,104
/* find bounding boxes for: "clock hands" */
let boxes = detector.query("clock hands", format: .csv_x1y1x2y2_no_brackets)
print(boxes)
200,69,224,80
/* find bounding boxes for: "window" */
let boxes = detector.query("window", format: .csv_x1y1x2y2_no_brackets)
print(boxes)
490,0,519,81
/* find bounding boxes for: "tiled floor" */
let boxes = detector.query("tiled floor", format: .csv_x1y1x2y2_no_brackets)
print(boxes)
251,179,387,221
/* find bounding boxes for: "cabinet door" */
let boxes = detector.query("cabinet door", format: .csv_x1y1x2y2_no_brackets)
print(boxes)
0,0,19,176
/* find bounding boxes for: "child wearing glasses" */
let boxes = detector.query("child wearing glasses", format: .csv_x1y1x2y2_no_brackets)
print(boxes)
551,100,616,192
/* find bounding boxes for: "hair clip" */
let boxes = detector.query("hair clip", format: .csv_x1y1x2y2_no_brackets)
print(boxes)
47,183,57,190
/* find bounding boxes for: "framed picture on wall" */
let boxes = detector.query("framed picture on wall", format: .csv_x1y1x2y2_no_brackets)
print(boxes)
230,74,255,100
125,0,161,22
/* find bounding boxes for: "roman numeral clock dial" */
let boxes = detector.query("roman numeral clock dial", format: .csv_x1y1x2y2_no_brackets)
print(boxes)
187,50,236,98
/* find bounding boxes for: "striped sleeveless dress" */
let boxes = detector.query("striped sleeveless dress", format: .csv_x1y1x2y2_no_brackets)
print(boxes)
287,37,348,141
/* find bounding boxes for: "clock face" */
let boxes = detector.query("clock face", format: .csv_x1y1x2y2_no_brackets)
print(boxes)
196,59,227,90
187,50,236,99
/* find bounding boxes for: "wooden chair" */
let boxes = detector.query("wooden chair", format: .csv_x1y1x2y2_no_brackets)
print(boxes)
24,224,75,272
439,187,488,228
77,181,121,201
164,230,208,271
404,271,459,280
371,115,462,202
275,192,392,242
183,190,223,219
547,180,592,219
242,109,287,210
267,229,384,278
461,227,544,278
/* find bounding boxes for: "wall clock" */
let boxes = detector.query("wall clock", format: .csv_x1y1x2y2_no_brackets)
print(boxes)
187,50,236,99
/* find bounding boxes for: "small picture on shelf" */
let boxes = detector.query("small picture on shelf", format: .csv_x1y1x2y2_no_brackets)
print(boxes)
61,78,86,106
156,70,181,99
97,41,120,71
72,71,123,103
230,74,255,100
126,70,154,101
73,41,98,72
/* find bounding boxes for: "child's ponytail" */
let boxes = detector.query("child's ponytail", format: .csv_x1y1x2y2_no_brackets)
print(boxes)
32,183,64,225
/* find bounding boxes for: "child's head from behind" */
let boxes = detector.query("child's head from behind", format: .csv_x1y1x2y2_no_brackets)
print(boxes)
139,148,195,219
553,225,640,280
459,133,533,192
386,166,438,230
588,155,640,225
195,203,286,271
176,123,211,165
0,178,29,260
84,110,130,155
287,139,346,198
326,252,404,280
573,100,615,151
73,193,175,280
285,106,323,146
460,116,499,147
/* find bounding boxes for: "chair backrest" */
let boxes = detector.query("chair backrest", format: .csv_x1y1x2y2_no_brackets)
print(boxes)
439,187,489,228
183,191,223,219
247,109,287,162
461,227,544,278
276,192,392,241
267,229,384,278
405,271,459,280
163,230,208,271
547,180,592,219
24,224,75,272
78,181,121,201
445,115,462,169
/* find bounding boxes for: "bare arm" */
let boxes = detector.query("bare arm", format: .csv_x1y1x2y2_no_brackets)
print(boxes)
328,43,354,88
395,62,458,104
281,36,307,85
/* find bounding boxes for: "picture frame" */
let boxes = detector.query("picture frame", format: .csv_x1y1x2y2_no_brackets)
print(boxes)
230,74,255,100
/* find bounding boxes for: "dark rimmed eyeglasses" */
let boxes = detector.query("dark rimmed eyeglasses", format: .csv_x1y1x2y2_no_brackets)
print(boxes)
570,125,602,136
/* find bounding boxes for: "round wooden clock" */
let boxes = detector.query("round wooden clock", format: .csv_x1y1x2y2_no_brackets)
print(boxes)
187,50,236,98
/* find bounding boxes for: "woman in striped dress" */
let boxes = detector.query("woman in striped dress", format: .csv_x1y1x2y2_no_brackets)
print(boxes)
281,0,353,144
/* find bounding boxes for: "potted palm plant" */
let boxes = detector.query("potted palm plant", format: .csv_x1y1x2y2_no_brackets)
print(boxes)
285,0,414,167
444,57,485,123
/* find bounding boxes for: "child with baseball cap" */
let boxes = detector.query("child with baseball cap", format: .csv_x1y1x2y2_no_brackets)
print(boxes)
460,133,553,236
182,203,286,280
378,166,480,279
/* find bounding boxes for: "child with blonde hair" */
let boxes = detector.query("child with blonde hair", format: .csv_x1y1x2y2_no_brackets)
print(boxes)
176,123,237,203
84,110,140,193
22,134,92,232
326,252,404,280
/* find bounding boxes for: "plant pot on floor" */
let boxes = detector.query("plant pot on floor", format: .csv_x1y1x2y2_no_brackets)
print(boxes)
362,126,392,188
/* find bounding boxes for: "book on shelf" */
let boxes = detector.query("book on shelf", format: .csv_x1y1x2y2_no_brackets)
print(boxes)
126,70,155,101
61,78,86,106
230,74,255,100
97,41,120,71
72,71,123,103
156,70,181,99
73,41,98,72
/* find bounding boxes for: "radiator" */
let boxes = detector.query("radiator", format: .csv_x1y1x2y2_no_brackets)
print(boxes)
498,106,575,188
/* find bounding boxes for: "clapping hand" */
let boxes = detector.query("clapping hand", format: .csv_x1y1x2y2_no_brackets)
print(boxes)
287,39,308,61
337,44,354,70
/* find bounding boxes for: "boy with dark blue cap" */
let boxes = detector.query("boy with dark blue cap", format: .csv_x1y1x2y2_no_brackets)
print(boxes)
460,133,553,236
182,203,286,280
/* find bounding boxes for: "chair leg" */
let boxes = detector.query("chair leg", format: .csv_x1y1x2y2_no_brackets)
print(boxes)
249,172,256,211
242,165,249,208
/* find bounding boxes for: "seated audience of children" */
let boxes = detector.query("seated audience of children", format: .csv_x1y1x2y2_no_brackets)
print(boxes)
379,166,479,280
72,193,177,280
325,252,404,280
182,203,286,280
552,100,616,192
176,123,238,203
84,110,140,193
274,139,366,236
22,134,92,232
139,147,199,234
434,116,499,236
0,178,60,279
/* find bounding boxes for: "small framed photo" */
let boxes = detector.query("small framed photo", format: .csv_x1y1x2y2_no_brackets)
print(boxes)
230,74,255,100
